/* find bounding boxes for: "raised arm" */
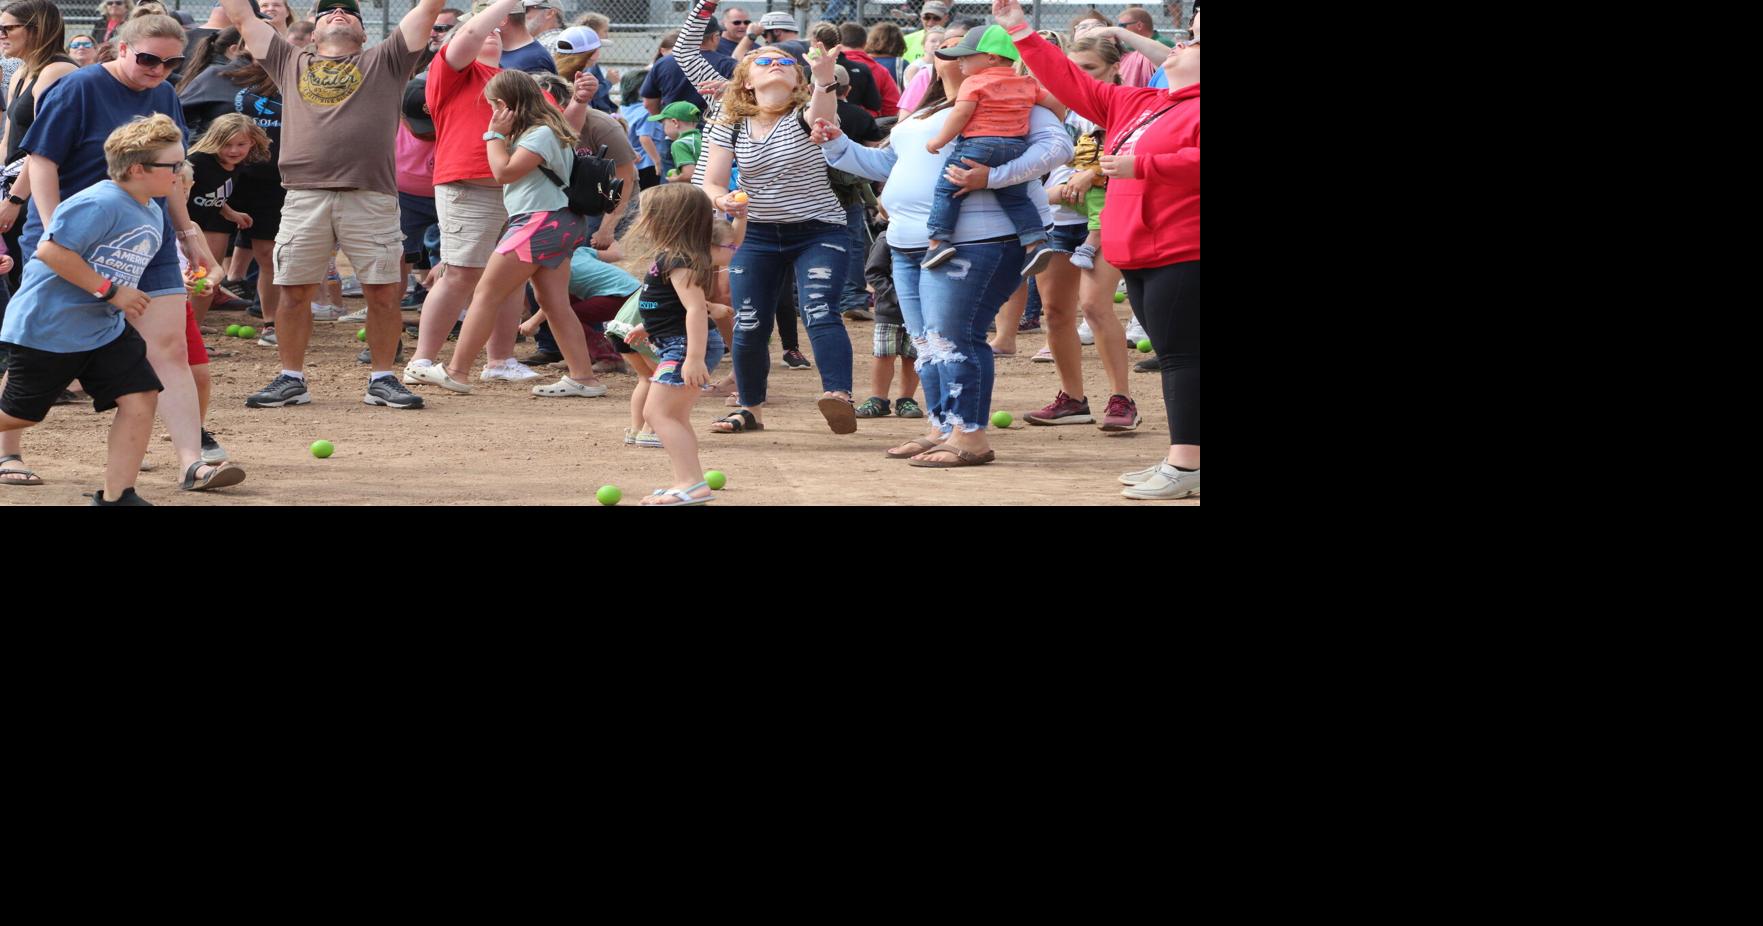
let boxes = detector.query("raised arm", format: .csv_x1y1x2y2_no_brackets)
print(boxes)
445,0,517,70
220,0,278,60
994,0,1127,127
806,39,839,130
675,0,730,84
400,0,448,55
1095,25,1170,65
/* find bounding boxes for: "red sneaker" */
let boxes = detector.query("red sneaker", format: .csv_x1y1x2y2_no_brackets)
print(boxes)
1099,394,1141,432
1025,391,1093,426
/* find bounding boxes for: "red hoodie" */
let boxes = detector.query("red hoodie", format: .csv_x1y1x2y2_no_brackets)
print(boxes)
841,47,900,118
1014,31,1199,269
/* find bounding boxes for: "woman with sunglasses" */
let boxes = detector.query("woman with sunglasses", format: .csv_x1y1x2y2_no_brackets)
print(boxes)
991,0,1200,499
7,11,248,491
67,35,98,67
102,0,127,43
2,1,77,294
807,26,1070,467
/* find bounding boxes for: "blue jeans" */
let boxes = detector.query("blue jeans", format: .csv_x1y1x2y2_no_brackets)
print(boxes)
731,220,854,406
651,329,726,387
926,136,1049,249
839,202,871,313
891,237,1026,434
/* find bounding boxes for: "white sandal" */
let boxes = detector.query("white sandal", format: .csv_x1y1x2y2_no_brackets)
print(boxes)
532,376,608,398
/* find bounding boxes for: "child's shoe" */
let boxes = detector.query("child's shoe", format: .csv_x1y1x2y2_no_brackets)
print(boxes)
854,396,891,418
1070,243,1098,269
920,242,958,269
1020,246,1056,277
895,397,924,418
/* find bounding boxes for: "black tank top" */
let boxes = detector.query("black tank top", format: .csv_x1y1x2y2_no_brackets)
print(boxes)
6,55,76,165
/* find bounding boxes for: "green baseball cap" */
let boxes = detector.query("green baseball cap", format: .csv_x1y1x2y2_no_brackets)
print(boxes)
934,24,1020,62
659,101,702,122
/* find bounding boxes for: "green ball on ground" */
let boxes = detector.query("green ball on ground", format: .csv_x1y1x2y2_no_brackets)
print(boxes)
238,325,257,339
991,410,1013,428
225,324,241,337
1138,338,1153,353
1114,290,1127,304
357,328,368,341
704,470,726,490
597,485,622,506
310,440,334,459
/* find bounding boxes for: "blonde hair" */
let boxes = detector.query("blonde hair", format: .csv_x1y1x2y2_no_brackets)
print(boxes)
577,12,609,35
554,50,594,80
631,184,718,297
716,47,810,124
189,114,272,164
104,113,183,181
484,69,578,150
115,12,185,46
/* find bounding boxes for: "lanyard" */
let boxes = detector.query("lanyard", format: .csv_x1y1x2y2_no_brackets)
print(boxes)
1108,102,1180,156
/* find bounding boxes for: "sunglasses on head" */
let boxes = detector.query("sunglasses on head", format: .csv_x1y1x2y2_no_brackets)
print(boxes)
132,50,187,71
752,56,796,67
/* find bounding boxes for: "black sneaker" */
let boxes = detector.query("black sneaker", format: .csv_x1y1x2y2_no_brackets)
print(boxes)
854,396,890,418
400,287,427,310
364,376,424,409
521,349,565,366
920,242,957,269
1134,356,1162,373
245,373,312,408
358,341,406,364
89,487,153,506
247,302,264,318
782,349,812,370
1020,246,1057,277
200,429,229,464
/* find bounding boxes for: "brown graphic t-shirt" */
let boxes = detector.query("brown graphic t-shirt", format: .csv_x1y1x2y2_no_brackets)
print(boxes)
263,30,420,195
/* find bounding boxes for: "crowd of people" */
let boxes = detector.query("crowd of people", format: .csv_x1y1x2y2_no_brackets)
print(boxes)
0,0,1198,505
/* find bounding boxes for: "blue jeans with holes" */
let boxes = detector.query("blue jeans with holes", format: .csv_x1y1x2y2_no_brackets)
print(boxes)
731,220,854,406
926,136,1049,249
891,237,1026,433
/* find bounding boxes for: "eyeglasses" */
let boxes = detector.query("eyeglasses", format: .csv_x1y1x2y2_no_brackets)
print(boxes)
430,22,454,33
132,50,187,71
69,40,95,48
752,56,796,67
145,159,188,171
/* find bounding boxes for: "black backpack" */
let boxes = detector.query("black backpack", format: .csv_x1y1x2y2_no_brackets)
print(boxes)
540,144,625,217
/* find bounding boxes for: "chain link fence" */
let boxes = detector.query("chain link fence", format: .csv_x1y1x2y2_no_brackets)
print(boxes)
68,2,1191,67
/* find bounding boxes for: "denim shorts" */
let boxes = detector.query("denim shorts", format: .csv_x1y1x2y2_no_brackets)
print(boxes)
1049,222,1089,254
650,328,726,387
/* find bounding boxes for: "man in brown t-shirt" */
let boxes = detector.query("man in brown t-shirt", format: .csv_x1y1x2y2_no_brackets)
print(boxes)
224,0,446,411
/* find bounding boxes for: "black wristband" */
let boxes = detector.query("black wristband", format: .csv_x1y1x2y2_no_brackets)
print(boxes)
5,194,24,206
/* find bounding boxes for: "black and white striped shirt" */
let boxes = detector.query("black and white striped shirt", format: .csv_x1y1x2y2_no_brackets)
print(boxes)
706,112,847,226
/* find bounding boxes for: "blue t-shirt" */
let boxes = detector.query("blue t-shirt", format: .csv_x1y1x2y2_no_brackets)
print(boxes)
569,246,640,300
18,64,187,259
639,50,736,113
620,102,669,173
0,182,164,353
500,40,557,75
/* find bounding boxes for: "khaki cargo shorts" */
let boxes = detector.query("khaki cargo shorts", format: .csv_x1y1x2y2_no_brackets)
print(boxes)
273,189,406,286
435,182,510,269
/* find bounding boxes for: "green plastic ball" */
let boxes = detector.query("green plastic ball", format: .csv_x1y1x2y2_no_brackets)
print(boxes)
357,328,368,341
1114,290,1127,303
310,440,335,459
991,410,1013,429
704,470,727,490
596,485,622,506
1137,339,1153,353
238,325,257,339
225,324,242,337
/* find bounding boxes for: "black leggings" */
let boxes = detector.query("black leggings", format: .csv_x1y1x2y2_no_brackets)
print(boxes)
776,279,801,352
1122,261,1200,446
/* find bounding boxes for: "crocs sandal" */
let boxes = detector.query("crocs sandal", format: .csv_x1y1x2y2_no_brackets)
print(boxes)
818,396,858,434
0,454,43,486
645,481,713,506
908,446,996,468
180,460,247,492
710,409,763,433
885,437,943,460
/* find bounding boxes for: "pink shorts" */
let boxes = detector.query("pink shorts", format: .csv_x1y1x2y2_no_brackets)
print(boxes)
495,210,588,268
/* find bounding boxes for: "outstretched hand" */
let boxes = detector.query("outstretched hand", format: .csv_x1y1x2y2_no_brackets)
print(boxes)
992,0,1028,31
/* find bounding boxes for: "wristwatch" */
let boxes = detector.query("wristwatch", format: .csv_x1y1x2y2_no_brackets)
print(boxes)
93,278,117,301
483,131,507,141
5,193,23,206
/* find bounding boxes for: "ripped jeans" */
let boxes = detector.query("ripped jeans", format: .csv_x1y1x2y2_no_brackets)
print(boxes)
730,220,855,407
890,236,1027,434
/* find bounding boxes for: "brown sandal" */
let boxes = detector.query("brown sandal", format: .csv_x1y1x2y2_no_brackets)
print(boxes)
908,446,996,468
885,437,943,460
818,396,858,434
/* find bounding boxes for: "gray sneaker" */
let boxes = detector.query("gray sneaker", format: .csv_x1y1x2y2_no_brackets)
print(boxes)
1120,464,1200,500
200,429,229,464
364,376,425,409
245,373,311,408
358,341,406,364
256,328,278,347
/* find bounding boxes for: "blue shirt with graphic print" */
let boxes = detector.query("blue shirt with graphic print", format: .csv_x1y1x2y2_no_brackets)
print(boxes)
0,182,164,353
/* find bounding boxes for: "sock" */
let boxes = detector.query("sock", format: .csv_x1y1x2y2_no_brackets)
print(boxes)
1171,464,1198,473
282,369,305,381
371,371,394,381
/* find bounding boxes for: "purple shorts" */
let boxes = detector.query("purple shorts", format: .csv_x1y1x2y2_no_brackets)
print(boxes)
496,210,588,268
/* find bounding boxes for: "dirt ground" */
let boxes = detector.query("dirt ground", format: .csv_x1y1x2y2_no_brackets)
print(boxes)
3,291,1197,507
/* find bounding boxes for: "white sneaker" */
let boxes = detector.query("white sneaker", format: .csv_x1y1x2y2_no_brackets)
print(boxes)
1121,464,1201,500
1077,320,1095,345
310,303,347,321
338,307,369,324
481,359,541,383
340,275,363,297
404,360,472,394
1125,319,1147,344
532,375,609,398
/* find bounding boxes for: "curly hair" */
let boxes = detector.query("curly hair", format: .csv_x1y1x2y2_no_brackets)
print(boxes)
104,113,184,181
715,47,810,125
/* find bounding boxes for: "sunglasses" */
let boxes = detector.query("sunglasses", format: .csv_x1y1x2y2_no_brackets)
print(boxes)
318,8,362,21
0,24,27,36
69,40,95,48
752,56,796,67
132,50,187,71
728,19,749,25
430,22,454,33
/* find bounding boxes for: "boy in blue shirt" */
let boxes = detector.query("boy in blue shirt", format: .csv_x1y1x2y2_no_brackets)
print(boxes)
0,115,185,506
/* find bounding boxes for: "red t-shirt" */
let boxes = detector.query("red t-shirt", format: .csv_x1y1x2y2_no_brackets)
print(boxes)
426,46,500,186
